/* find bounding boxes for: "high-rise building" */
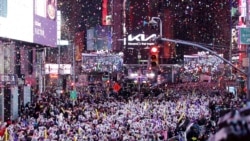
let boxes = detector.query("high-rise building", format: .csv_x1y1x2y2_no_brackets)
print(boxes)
115,0,232,64
60,0,232,63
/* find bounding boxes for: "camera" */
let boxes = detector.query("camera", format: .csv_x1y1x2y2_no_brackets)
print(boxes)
148,19,159,29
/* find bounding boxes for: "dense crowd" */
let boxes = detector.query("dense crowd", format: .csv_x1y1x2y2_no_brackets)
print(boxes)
0,82,248,141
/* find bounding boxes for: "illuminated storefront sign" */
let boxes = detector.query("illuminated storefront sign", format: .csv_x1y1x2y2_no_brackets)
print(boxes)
45,64,71,74
0,74,17,85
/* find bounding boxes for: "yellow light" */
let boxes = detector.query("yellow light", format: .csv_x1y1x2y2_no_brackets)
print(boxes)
50,74,58,78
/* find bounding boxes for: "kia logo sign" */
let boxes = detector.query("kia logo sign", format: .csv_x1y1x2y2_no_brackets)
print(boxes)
123,34,157,46
128,34,157,42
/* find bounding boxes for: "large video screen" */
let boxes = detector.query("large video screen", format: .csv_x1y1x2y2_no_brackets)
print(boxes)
86,26,112,51
0,0,57,47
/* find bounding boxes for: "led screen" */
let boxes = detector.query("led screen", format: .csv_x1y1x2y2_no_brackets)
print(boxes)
0,0,57,47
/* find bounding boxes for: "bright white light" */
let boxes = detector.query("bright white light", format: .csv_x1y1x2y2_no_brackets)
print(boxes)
146,73,155,78
129,73,138,78
151,47,158,53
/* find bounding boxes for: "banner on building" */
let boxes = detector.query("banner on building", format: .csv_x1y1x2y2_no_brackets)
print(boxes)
11,86,18,120
23,86,31,106
0,94,3,122
0,74,17,85
44,64,72,74
102,0,112,25
75,31,84,61
87,28,95,50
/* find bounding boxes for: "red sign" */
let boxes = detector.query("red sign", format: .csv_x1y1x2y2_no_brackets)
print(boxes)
113,82,121,92
102,0,108,25
25,76,37,86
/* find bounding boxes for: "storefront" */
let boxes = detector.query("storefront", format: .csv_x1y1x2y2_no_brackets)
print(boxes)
44,63,72,92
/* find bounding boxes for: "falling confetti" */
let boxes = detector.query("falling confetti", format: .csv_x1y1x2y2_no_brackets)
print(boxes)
57,0,234,61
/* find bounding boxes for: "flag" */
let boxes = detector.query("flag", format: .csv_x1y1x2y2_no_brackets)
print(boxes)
78,126,81,135
61,107,65,113
44,129,48,139
74,136,77,141
163,106,167,120
178,113,185,123
144,101,148,110
103,112,107,119
176,102,180,110
4,129,8,141
95,109,99,119
67,127,70,135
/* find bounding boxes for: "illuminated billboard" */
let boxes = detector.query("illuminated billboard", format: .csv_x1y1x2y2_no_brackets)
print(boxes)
123,0,160,64
0,0,57,47
86,26,112,51
124,1,160,48
102,0,112,25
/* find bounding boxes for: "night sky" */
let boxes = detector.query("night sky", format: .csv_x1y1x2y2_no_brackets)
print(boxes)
58,0,102,33
170,1,231,54
58,0,233,59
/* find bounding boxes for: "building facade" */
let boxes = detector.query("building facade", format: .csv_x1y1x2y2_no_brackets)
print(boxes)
0,0,57,121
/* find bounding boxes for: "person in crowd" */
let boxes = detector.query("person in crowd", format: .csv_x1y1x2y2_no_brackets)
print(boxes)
0,81,246,141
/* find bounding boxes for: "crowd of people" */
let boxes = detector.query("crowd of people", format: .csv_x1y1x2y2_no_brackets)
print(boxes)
0,81,248,141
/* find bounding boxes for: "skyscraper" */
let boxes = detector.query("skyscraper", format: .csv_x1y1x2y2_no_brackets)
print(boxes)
59,0,231,62
118,0,231,64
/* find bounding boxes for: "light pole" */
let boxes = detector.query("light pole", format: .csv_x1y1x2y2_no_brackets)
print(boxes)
57,44,61,89
246,0,250,99
138,52,141,93
148,17,163,75
72,41,76,91
123,0,127,49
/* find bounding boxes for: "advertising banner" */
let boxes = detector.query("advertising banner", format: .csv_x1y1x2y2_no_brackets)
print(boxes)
124,0,159,48
11,86,18,120
34,0,57,47
0,94,3,122
87,28,95,50
95,26,112,50
44,63,72,74
102,0,108,25
0,0,57,47
23,85,31,106
123,0,159,64
102,0,112,25
86,26,112,51
0,74,17,85
74,31,84,61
